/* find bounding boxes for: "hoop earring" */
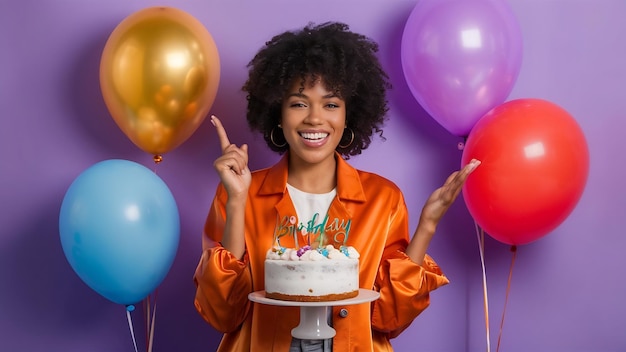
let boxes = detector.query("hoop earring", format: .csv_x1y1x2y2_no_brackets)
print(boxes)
270,126,287,148
338,127,355,149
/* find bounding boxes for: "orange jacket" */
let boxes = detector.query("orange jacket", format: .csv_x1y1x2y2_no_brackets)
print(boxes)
194,153,449,351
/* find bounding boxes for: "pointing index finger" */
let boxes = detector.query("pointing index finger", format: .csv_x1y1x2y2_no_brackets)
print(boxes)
211,115,231,152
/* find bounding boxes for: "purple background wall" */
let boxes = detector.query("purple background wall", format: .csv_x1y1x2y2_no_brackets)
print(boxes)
1,0,624,351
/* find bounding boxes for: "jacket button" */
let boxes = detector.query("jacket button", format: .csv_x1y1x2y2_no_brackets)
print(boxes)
339,308,348,318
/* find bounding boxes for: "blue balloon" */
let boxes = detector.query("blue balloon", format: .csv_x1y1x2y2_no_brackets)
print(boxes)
59,159,180,305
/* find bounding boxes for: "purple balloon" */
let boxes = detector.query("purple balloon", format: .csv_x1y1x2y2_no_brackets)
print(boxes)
401,0,523,136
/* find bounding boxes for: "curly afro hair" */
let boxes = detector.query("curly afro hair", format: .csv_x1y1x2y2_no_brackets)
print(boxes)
242,22,391,158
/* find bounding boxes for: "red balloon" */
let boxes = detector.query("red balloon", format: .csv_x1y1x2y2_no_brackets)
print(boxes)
461,98,589,245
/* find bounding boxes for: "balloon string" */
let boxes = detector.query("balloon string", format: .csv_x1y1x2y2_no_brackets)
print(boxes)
142,290,159,352
144,295,150,350
126,307,139,352
475,221,491,352
496,245,517,352
148,298,157,352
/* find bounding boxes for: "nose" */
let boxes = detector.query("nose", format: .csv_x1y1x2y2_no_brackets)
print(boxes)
303,105,323,125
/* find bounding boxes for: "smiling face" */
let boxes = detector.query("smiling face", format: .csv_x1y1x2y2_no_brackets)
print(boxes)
280,77,346,169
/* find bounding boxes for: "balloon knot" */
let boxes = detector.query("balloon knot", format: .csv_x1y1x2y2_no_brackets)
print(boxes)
510,245,517,252
126,304,135,312
153,155,163,164
457,142,465,151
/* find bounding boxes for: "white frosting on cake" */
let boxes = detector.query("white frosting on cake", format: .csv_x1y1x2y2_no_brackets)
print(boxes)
264,245,360,301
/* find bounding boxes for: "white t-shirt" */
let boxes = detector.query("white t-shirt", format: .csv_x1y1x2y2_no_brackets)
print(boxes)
286,183,336,235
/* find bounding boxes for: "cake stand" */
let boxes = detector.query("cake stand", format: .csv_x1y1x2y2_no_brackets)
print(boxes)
248,288,379,340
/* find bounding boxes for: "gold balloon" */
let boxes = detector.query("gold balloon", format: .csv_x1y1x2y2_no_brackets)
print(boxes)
100,7,220,155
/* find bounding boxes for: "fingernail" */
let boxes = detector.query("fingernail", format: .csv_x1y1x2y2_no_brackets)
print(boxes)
468,159,481,172
210,115,216,126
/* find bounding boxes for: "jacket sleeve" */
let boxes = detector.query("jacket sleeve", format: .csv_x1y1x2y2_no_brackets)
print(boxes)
193,184,253,333
370,191,449,338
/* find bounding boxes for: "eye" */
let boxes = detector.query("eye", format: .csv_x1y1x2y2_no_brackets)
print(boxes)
289,102,307,108
326,102,340,109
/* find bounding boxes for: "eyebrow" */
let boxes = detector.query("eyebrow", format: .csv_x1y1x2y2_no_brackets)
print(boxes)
285,92,338,99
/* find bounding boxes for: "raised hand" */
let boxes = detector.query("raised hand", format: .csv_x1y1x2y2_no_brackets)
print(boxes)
420,159,481,228
407,159,481,264
211,115,251,201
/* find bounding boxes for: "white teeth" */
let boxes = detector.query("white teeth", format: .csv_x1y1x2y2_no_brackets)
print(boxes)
300,132,328,140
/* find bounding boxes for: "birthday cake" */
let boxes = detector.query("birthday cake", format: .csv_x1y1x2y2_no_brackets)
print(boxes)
264,244,360,302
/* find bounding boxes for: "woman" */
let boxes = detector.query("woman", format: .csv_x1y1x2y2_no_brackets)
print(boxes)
194,22,480,351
